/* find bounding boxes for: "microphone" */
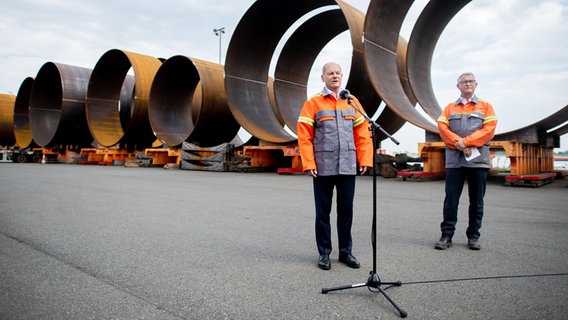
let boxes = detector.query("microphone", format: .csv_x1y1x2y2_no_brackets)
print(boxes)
339,89,401,146
339,89,352,100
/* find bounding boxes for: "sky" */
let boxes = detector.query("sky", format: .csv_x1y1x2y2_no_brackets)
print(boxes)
1,0,567,153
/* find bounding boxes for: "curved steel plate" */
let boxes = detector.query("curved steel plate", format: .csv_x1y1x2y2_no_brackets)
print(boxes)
226,0,384,143
371,36,418,142
336,0,383,120
407,0,471,121
87,49,162,148
274,1,392,137
225,0,335,143
149,56,240,147
13,77,35,148
0,93,16,146
547,107,568,136
274,9,351,134
29,62,92,147
364,0,438,132
494,105,568,145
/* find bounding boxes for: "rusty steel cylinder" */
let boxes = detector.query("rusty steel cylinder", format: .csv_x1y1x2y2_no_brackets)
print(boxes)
225,0,389,143
273,8,367,134
149,56,240,147
29,62,93,147
86,49,162,149
406,0,471,121
13,77,35,148
363,0,477,134
363,0,439,133
0,93,16,146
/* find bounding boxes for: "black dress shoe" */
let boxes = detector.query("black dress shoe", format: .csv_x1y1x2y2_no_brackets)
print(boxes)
338,253,360,268
318,254,331,270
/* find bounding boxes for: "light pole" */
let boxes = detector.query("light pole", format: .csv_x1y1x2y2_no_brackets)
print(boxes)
213,27,225,64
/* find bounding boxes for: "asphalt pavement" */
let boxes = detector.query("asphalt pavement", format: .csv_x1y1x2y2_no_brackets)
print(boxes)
1,163,567,319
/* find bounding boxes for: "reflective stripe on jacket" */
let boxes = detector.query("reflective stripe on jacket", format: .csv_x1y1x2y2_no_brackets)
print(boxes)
297,93,373,175
437,96,498,168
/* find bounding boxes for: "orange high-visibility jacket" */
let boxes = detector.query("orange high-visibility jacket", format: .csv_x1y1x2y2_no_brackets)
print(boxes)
437,96,498,168
297,92,373,175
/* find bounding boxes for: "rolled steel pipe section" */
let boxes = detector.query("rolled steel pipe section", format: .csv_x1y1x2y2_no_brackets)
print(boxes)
396,37,418,107
544,106,568,143
149,56,240,147
13,77,35,148
274,5,384,134
29,62,93,147
273,9,347,134
366,36,418,142
494,104,568,145
0,93,16,146
226,0,381,143
274,4,409,141
335,0,388,119
404,0,567,145
406,0,471,120
363,0,439,132
87,49,162,148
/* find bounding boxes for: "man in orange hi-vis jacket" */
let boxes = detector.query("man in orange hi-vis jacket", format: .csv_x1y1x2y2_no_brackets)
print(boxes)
297,62,373,270
435,72,498,251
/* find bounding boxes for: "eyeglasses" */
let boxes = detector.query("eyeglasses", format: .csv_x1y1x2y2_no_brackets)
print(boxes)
459,80,477,85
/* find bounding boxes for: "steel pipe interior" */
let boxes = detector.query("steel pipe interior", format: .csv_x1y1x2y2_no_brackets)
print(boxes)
29,62,92,147
406,0,471,121
0,93,16,146
364,0,439,132
13,77,35,148
149,56,240,147
273,6,385,135
226,0,388,143
87,49,162,148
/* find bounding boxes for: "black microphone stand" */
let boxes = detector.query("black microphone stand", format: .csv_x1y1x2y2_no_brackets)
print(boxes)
322,96,407,318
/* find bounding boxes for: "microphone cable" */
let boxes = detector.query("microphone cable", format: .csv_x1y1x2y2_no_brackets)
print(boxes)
375,272,568,292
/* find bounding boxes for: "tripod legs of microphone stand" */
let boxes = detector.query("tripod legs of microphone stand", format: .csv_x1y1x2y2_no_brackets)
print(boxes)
322,271,407,318
318,110,406,317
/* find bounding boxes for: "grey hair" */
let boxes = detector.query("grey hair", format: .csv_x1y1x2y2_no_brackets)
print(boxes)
457,72,476,83
322,62,342,75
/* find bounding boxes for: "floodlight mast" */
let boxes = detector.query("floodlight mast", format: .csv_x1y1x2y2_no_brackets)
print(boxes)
213,27,225,64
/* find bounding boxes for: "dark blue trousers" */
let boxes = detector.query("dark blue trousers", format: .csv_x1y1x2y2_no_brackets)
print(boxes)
313,175,356,255
441,167,488,240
